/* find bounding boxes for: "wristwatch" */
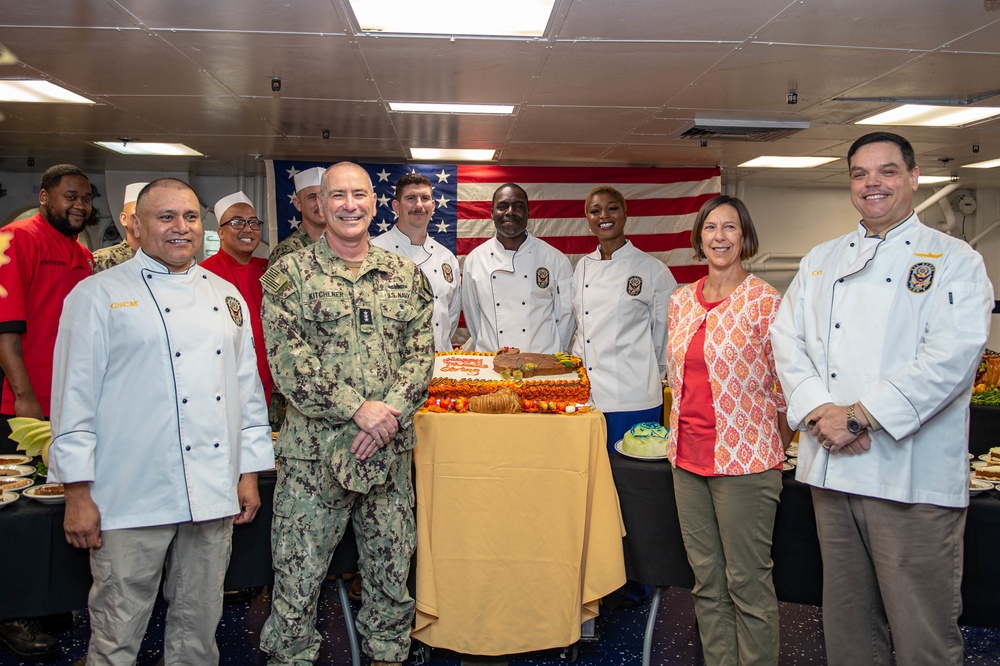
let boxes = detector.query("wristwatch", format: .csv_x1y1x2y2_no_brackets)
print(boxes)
846,404,864,435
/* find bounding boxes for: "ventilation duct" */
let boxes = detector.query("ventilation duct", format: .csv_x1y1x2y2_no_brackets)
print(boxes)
675,118,810,142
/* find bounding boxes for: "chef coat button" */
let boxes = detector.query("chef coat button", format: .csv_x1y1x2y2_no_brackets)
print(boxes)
838,278,844,283
496,303,500,307
499,330,504,334
202,275,207,279
588,366,593,371
522,328,526,332
521,301,525,305
175,351,181,357
850,242,855,247
182,398,188,404
492,275,496,279
216,349,222,355
435,322,439,327
216,396,221,401
214,307,219,311
886,278,892,282
835,323,841,329
146,273,152,279
905,240,911,245
585,284,589,288
587,339,591,343
524,275,528,279
185,446,191,451
585,311,589,315
164,308,171,313
831,372,837,378
214,443,220,448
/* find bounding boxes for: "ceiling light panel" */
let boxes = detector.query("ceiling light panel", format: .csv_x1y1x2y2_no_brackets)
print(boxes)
410,148,496,161
349,0,555,36
94,142,204,156
963,158,1000,169
390,102,515,115
856,104,1000,127
0,80,93,104
739,156,839,168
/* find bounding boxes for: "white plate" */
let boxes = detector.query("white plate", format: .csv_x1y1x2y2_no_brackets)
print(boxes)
0,476,33,493
22,484,65,504
0,454,32,466
782,461,796,472
0,464,34,479
977,454,997,462
970,453,975,460
970,479,994,494
972,460,989,469
614,440,669,461
0,492,18,509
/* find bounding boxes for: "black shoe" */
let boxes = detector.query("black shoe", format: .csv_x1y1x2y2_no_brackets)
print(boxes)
223,588,255,603
0,618,60,661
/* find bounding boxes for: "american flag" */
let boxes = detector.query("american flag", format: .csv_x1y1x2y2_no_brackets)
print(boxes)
266,161,719,283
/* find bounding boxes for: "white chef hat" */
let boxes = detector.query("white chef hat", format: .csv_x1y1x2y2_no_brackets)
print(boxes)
293,166,326,193
214,191,254,224
124,182,149,206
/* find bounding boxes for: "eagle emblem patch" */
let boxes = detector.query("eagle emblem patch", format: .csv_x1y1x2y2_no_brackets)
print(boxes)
225,296,244,326
626,275,643,296
907,262,935,293
442,263,454,284
536,267,550,289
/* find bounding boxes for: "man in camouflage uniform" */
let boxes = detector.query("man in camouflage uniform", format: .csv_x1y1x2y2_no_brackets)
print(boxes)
268,166,326,265
259,162,434,666
92,181,147,272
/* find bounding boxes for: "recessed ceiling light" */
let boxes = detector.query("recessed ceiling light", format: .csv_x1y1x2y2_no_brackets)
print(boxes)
349,0,555,36
94,141,204,156
916,176,955,185
410,148,496,161
739,156,839,168
389,102,515,115
963,158,1000,169
856,104,1000,127
0,79,93,104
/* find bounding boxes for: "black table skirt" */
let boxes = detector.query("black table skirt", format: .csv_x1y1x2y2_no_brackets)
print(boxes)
610,454,1000,629
970,405,1000,456
0,474,359,621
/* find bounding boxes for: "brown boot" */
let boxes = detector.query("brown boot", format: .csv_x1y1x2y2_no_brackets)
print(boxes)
349,573,362,602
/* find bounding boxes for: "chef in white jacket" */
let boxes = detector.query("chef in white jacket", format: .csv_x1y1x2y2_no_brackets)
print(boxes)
771,132,993,666
372,172,461,351
462,183,574,353
49,178,274,665
571,186,675,452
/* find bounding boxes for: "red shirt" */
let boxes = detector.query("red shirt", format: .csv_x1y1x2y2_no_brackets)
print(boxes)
675,278,723,476
200,249,273,404
0,213,93,415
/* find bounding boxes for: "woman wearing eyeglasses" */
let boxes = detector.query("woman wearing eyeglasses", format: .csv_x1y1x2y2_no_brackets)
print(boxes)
202,191,273,405
665,195,792,665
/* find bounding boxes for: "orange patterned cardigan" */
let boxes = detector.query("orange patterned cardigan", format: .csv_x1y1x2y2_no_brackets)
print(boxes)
666,275,786,475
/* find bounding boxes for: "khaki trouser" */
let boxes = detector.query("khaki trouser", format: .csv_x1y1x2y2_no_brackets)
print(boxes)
85,518,233,666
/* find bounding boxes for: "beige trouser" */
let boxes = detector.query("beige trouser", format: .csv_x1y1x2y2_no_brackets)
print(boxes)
84,518,234,666
812,488,966,666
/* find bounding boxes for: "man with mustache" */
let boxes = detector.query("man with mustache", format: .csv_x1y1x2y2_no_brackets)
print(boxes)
0,164,93,660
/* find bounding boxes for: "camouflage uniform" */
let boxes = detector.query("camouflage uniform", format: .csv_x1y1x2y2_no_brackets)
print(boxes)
91,240,135,273
259,238,434,665
266,226,317,431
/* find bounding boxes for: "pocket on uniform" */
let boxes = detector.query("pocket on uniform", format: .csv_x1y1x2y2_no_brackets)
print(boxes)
303,297,352,323
949,281,993,335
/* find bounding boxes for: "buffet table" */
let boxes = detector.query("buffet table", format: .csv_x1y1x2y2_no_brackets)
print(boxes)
410,409,626,655
610,454,1000,631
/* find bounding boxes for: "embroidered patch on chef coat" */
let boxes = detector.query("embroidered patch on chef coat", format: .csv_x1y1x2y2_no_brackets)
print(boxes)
536,267,550,289
626,275,643,296
226,296,244,327
442,263,454,284
907,262,935,293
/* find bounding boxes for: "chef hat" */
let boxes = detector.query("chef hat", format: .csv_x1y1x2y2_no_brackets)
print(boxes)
124,182,149,206
293,166,326,193
214,191,254,224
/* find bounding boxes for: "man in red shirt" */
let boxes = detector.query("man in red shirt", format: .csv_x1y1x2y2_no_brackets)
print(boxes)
0,164,93,660
201,192,273,405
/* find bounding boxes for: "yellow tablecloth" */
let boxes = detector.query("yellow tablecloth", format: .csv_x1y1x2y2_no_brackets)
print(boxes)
411,410,626,655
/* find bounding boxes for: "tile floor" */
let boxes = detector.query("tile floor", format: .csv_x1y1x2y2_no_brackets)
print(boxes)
2,583,998,665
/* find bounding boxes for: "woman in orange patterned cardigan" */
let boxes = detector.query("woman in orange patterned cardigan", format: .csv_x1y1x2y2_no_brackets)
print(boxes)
666,195,793,665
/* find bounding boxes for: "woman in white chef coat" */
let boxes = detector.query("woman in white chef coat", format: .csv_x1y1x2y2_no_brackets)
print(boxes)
571,186,677,453
665,195,792,665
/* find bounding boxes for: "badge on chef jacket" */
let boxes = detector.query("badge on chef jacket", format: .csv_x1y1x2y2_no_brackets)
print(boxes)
536,267,550,289
626,275,643,296
442,263,454,284
907,262,935,293
225,296,244,327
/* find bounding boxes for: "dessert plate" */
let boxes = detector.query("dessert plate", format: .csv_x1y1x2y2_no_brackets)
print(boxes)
614,440,669,461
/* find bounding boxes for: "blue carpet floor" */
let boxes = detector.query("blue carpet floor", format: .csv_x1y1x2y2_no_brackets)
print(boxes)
2,583,998,664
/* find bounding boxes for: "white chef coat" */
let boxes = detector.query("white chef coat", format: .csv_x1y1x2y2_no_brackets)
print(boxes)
461,233,574,353
49,250,275,530
571,241,676,411
771,213,993,508
371,226,461,351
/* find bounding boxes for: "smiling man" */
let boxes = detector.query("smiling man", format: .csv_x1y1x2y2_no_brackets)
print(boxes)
48,178,274,665
260,162,433,666
202,192,273,405
771,132,994,665
0,164,94,660
371,173,461,351
461,182,574,353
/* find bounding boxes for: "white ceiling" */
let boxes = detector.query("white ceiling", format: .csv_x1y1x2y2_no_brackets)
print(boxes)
1,0,1000,188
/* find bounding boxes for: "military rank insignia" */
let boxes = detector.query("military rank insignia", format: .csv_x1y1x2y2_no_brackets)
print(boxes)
225,296,244,326
907,262,935,293
536,267,550,289
442,263,454,284
626,275,643,296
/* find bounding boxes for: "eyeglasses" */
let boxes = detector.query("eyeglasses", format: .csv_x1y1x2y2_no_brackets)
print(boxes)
222,218,263,231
